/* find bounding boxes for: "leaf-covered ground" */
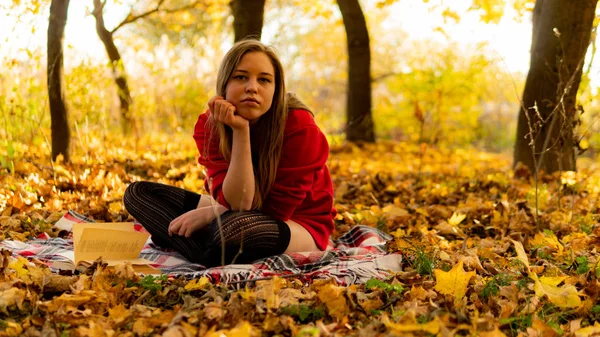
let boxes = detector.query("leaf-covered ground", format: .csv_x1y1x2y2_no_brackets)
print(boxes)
1,137,600,337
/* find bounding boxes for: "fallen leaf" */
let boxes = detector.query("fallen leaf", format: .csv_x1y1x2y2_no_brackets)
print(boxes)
356,291,384,312
448,212,467,226
205,321,258,337
7,256,29,276
512,240,582,308
76,320,113,337
382,314,441,335
534,277,581,308
511,240,530,269
574,321,600,337
0,288,27,314
479,327,508,337
109,303,131,326
434,260,475,306
132,318,153,336
184,276,210,291
315,282,349,321
255,276,286,310
529,317,558,337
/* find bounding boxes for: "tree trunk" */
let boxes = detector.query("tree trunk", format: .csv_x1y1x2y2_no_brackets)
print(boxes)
92,0,134,135
48,0,71,162
230,0,266,42
514,0,598,174
337,0,375,143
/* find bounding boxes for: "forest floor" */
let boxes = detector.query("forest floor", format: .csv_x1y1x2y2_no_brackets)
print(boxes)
1,137,599,337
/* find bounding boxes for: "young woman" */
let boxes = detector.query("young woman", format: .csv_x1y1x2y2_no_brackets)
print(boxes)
123,39,336,267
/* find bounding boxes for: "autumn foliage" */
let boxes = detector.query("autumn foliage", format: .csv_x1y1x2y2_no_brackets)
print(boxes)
1,136,600,336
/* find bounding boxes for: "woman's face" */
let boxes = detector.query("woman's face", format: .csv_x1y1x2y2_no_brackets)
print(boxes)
225,52,276,123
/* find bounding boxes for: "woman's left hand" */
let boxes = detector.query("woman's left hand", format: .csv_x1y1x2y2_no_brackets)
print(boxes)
168,208,213,238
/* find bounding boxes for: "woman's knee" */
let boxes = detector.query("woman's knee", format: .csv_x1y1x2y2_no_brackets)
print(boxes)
124,181,144,197
123,181,151,212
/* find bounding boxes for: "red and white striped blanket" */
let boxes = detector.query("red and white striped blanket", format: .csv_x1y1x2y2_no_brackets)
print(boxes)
0,211,402,285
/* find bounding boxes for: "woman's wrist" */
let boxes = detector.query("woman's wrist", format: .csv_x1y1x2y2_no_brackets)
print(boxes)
231,119,250,132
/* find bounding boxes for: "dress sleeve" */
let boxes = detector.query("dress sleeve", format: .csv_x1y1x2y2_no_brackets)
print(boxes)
262,125,329,220
193,112,230,209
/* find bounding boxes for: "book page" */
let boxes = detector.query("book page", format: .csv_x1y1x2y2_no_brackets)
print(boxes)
74,227,149,264
105,258,155,266
72,222,135,244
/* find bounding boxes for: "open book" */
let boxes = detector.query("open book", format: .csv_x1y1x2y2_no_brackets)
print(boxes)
53,212,160,274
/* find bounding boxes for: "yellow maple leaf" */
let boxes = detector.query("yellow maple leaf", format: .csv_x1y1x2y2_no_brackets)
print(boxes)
530,232,563,256
315,282,349,321
534,277,581,308
575,321,600,337
255,276,286,310
239,286,256,302
382,314,441,335
511,240,581,308
184,276,210,291
0,320,23,336
205,321,258,337
539,276,566,287
8,256,29,276
448,212,467,226
109,303,132,325
511,240,531,269
434,260,475,306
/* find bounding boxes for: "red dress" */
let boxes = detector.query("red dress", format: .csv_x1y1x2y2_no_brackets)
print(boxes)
193,109,337,250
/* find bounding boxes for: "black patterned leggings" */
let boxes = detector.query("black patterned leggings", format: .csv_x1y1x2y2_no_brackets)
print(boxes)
123,181,291,267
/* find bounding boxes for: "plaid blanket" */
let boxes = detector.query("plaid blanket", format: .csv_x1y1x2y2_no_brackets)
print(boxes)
1,211,402,285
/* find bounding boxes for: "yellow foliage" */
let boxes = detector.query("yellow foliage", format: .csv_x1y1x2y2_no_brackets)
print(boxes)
255,276,286,310
512,240,582,308
108,304,132,325
1,117,600,335
205,321,259,337
382,314,441,335
575,322,600,337
314,281,349,321
434,260,476,306
469,0,505,23
7,256,29,276
184,276,210,291
448,212,467,226
530,231,564,256
534,277,581,309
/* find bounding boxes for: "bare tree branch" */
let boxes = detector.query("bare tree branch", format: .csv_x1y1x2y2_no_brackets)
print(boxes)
161,0,204,14
110,0,166,34
110,0,205,34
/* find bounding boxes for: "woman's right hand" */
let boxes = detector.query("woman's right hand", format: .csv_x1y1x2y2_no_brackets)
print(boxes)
168,203,228,237
208,96,249,130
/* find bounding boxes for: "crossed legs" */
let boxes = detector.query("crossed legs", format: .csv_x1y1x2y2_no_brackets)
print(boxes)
123,181,302,267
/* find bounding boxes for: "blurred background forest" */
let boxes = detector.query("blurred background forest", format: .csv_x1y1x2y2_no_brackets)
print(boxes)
1,0,599,161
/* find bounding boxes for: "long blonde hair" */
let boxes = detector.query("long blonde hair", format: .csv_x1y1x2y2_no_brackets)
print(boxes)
207,39,312,209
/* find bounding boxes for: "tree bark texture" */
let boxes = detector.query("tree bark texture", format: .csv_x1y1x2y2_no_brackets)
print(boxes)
230,0,266,42
514,0,598,174
93,0,134,135
48,0,71,162
337,0,375,143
